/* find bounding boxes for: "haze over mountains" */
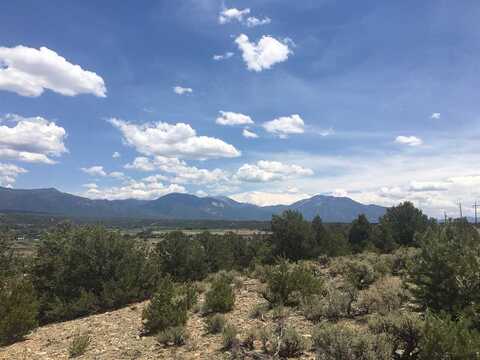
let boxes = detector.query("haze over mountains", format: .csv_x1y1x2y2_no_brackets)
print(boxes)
0,187,386,222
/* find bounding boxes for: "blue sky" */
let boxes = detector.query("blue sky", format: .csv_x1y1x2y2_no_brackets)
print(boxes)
1,0,480,217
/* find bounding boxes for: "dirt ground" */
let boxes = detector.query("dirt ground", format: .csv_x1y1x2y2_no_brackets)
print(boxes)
0,278,316,360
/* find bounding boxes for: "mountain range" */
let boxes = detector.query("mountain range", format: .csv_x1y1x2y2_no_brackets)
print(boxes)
0,187,386,223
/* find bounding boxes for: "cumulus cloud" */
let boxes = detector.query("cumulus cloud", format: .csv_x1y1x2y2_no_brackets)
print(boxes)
109,118,240,160
0,46,106,97
81,166,124,178
125,156,228,185
263,114,305,138
0,163,27,187
395,135,423,146
230,190,310,206
84,177,186,200
213,52,234,61
235,160,313,182
431,112,441,120
235,34,291,72
242,128,258,138
409,181,448,192
112,151,121,159
0,114,67,164
173,86,193,95
216,111,253,126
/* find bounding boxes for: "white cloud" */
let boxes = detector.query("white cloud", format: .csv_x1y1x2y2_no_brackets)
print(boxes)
235,34,291,72
431,112,441,120
409,181,448,192
213,52,234,61
0,46,106,97
81,166,124,178
235,160,313,182
173,86,193,95
246,16,271,27
0,163,27,187
112,151,121,159
109,118,240,160
0,114,67,164
263,114,305,138
216,111,254,126
331,188,349,197
395,135,423,146
219,8,271,27
230,190,310,206
125,156,229,185
81,166,106,177
84,177,186,201
219,8,250,24
242,128,258,138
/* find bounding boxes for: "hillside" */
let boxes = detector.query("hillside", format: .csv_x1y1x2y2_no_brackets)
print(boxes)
0,187,386,222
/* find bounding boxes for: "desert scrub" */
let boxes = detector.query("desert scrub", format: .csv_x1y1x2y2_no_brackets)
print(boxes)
302,283,357,322
250,303,268,319
278,326,308,358
204,273,235,313
242,329,256,350
262,259,323,306
222,323,239,350
156,326,189,347
142,277,188,335
368,312,422,358
312,322,392,360
358,276,408,315
205,314,226,334
68,332,91,358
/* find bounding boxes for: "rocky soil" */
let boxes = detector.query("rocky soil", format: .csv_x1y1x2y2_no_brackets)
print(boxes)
0,278,316,360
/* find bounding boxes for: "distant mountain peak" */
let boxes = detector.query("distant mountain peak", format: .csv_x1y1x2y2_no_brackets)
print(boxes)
0,187,386,222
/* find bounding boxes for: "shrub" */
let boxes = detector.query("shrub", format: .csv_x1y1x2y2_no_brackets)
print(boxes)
343,259,377,290
419,312,480,359
242,329,256,350
348,214,372,253
0,277,38,346
142,277,188,335
250,303,268,320
157,326,189,347
358,276,408,315
204,274,235,313
368,312,422,358
271,304,289,321
68,332,91,358
222,323,239,350
278,326,307,358
262,260,323,306
312,322,392,360
179,282,198,310
205,314,226,334
258,326,280,355
302,283,357,322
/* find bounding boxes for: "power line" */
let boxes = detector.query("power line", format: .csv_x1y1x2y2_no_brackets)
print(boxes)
473,201,479,225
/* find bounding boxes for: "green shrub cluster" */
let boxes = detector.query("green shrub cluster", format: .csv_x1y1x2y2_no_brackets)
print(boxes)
204,273,235,313
156,326,189,347
142,277,191,335
312,322,392,360
262,259,323,306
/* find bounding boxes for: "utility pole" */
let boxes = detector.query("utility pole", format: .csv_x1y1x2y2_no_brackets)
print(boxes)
458,201,463,219
473,201,479,225
444,211,448,224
